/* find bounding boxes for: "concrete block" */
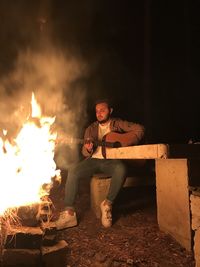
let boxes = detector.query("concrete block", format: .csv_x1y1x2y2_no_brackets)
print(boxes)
5,226,43,249
41,222,57,246
90,174,154,218
194,228,200,267
41,240,68,267
190,194,200,230
105,143,169,159
42,234,57,246
90,175,111,218
2,248,41,266
155,159,192,251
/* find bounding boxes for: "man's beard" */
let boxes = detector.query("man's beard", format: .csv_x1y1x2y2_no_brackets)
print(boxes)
98,115,110,124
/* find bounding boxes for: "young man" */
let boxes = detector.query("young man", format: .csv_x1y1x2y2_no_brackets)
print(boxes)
56,99,145,229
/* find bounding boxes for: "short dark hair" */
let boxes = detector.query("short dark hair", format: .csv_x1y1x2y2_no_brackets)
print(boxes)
94,98,112,109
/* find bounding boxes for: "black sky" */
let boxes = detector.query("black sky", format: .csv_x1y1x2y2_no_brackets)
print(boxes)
0,0,199,144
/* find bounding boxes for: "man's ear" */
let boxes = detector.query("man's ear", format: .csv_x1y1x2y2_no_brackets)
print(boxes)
110,108,113,114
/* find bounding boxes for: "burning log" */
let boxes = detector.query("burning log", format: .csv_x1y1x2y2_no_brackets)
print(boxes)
16,204,40,227
2,197,54,228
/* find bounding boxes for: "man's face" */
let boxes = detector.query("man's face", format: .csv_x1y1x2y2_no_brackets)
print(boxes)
95,102,112,124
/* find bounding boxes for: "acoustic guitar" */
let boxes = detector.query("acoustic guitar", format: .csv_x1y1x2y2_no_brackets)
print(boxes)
101,131,137,147
57,131,138,158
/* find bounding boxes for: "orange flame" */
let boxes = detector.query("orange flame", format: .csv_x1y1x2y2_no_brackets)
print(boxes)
0,93,60,215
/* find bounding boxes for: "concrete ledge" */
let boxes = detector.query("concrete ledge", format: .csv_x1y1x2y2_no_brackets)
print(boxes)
104,143,200,160
105,144,169,159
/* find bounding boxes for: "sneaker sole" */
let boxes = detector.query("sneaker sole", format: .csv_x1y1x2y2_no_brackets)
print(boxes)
56,220,78,230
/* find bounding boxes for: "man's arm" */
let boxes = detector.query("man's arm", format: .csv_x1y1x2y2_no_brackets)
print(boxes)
114,119,145,145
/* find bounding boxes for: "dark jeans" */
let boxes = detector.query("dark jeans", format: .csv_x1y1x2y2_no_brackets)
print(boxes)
64,158,127,209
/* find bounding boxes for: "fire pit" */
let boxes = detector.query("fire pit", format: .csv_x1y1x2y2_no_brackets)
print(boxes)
0,220,68,266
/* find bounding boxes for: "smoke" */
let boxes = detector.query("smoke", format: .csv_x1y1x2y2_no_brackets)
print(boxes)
0,45,88,169
0,0,101,169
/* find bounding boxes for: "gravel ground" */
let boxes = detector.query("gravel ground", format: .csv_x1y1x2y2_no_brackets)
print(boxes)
51,178,195,267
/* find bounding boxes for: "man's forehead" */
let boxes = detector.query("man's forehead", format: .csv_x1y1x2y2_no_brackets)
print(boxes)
95,102,109,109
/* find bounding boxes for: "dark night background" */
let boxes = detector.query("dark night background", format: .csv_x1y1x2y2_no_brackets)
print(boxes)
0,0,199,144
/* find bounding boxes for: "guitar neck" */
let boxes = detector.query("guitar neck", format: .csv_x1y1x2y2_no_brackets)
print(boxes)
95,140,121,148
57,136,120,148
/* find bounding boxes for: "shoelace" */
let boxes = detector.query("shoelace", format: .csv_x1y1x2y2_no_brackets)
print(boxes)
104,207,112,221
61,211,71,218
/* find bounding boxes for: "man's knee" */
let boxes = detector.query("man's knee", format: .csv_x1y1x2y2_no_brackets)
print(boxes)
113,161,127,177
67,164,80,181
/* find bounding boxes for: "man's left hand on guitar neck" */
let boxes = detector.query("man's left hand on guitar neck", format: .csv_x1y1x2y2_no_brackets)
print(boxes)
84,138,93,153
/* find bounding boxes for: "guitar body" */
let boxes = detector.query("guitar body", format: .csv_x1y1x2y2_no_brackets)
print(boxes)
103,131,137,147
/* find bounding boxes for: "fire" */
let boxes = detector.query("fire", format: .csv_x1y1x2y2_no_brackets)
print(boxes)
0,93,60,215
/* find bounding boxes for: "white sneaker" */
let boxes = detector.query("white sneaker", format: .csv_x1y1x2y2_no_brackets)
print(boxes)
56,209,77,230
100,200,112,228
